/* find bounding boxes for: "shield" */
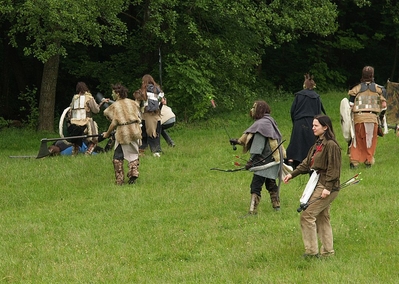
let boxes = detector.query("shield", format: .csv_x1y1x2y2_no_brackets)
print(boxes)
95,92,114,109
340,98,353,142
59,107,71,137
385,81,399,127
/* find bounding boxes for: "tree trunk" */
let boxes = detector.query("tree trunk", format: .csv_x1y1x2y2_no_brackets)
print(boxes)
37,53,60,132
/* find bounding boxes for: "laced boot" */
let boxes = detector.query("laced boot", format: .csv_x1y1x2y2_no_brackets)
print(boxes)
248,193,261,215
113,159,125,185
127,159,139,184
269,190,280,211
85,142,96,155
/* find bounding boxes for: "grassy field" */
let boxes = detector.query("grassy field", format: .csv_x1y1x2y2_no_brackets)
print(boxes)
1,92,398,283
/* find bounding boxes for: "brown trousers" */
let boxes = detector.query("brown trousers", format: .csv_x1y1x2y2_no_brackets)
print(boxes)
300,184,339,255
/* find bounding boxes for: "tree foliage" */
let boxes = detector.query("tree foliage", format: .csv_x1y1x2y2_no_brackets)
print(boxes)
6,0,128,62
5,0,399,127
156,0,338,120
261,0,399,92
63,0,338,122
1,0,129,130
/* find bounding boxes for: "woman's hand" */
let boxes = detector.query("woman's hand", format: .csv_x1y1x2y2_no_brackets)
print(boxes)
321,189,331,198
283,174,292,184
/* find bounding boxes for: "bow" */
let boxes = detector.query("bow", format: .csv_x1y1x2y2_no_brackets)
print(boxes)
210,140,286,173
209,155,248,172
210,166,246,172
297,172,362,212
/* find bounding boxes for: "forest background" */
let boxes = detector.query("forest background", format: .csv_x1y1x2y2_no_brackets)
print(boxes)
1,0,399,131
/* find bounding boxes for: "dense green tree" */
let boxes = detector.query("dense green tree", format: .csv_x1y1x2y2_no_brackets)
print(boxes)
262,0,398,93
0,0,339,126
64,0,338,122
381,0,399,81
163,0,338,119
1,0,129,131
5,0,399,126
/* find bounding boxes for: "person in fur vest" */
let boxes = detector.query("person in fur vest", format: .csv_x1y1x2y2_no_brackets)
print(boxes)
133,74,164,157
102,84,142,185
230,100,285,213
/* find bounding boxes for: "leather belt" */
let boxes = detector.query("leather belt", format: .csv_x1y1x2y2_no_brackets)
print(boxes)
118,120,139,126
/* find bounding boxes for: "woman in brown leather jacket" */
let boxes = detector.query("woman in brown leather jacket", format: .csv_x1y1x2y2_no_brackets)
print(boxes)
283,115,341,258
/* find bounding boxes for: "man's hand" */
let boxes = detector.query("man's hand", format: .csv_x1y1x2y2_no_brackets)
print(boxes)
99,98,110,106
98,133,105,143
245,160,253,170
100,132,109,141
229,139,239,145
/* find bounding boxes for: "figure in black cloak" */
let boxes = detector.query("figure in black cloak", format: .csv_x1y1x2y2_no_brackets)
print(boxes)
286,74,326,169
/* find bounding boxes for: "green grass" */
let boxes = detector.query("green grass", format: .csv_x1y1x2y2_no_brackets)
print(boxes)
1,92,399,283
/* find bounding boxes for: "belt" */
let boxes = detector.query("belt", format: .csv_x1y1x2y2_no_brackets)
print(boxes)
355,111,378,115
118,120,139,126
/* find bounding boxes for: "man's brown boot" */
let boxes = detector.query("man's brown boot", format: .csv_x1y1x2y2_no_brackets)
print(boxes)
269,190,280,211
127,159,139,184
113,159,124,185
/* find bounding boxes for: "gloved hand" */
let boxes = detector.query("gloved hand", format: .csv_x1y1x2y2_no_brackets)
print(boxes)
245,160,253,170
98,132,108,142
229,139,239,145
98,133,105,143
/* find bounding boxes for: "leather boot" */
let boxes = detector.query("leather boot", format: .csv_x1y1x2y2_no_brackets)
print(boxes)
85,142,96,155
127,159,139,184
72,144,80,156
248,193,261,215
113,159,124,185
269,190,280,211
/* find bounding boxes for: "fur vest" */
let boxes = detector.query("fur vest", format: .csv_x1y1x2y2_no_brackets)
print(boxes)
104,98,142,144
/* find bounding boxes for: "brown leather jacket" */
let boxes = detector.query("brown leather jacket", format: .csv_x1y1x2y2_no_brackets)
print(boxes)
291,137,341,192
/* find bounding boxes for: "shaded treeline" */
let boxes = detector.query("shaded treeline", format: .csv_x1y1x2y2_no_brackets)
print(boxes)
0,0,398,128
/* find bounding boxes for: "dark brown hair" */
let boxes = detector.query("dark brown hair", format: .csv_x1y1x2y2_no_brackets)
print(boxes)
314,114,340,146
251,100,271,120
133,89,146,101
361,66,374,82
76,82,89,94
112,83,128,99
